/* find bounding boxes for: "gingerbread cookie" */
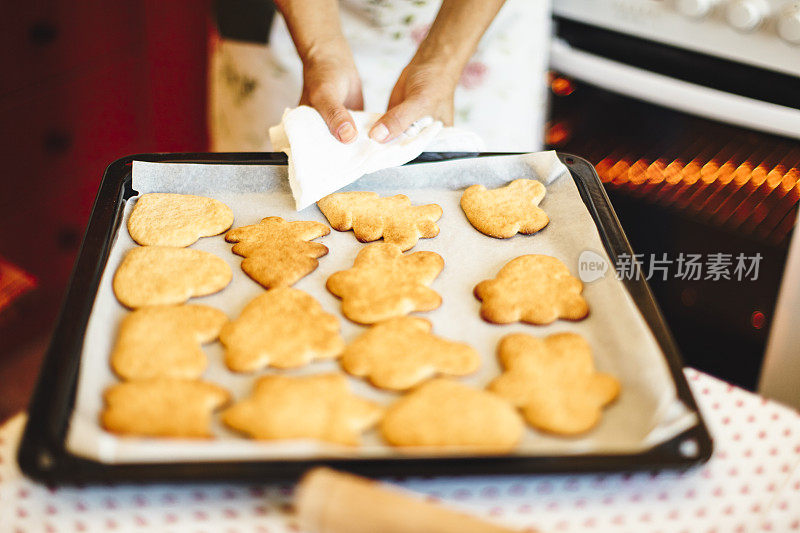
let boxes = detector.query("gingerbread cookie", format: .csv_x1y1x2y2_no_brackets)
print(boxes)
225,217,330,289
380,379,524,452
222,374,383,446
327,243,444,324
489,332,620,435
110,304,228,380
474,254,589,325
341,317,481,391
220,287,344,372
101,379,230,438
460,179,549,238
113,246,232,308
317,191,442,251
127,193,234,247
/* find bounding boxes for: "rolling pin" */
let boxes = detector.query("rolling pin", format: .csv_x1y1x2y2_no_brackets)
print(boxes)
295,467,525,533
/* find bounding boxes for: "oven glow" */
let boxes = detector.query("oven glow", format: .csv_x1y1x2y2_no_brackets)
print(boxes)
593,153,800,245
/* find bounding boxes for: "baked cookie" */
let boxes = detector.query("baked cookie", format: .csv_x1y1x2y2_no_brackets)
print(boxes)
222,374,383,446
460,179,549,238
220,287,344,372
380,379,524,452
317,191,442,251
128,193,234,247
474,254,589,325
101,379,230,438
488,332,620,435
326,243,444,324
341,317,481,391
225,217,330,289
113,246,232,308
110,304,228,380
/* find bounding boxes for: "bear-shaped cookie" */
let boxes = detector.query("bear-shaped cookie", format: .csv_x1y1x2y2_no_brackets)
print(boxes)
474,254,588,325
460,179,549,238
340,317,481,390
488,332,620,435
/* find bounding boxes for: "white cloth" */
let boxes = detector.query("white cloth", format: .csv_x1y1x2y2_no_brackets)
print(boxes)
209,0,552,152
269,106,485,210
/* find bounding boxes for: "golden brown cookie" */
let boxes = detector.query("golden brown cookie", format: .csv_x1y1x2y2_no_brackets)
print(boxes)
101,379,230,438
326,243,444,324
220,287,344,372
127,193,234,247
110,305,228,380
341,317,481,391
221,374,383,446
474,254,589,325
112,246,232,308
488,332,620,435
225,217,330,289
460,179,549,238
380,379,524,452
317,191,442,251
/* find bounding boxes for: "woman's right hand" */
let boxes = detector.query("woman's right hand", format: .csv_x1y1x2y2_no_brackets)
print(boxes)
299,42,364,144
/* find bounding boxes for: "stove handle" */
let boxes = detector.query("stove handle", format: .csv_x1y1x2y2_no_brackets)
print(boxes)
550,39,800,140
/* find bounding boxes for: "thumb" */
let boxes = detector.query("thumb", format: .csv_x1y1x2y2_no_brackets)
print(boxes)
313,95,358,144
369,98,426,143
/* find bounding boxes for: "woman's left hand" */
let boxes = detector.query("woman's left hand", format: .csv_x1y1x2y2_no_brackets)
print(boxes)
368,0,506,143
369,59,458,143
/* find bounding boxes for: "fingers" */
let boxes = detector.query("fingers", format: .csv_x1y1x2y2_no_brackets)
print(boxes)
307,89,358,144
369,98,427,143
321,100,358,143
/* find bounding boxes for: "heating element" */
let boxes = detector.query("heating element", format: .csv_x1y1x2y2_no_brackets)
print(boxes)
548,73,800,246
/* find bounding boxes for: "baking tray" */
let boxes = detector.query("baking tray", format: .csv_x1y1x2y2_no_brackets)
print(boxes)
18,152,712,484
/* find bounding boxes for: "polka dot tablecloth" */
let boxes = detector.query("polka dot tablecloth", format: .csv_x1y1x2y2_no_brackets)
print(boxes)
2,368,799,533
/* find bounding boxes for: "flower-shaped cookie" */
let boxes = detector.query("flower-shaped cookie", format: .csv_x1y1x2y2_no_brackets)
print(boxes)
225,217,330,289
327,243,444,324
489,332,620,435
474,254,588,325
380,379,524,452
220,287,344,372
460,179,549,238
102,379,230,438
111,304,228,380
340,317,481,390
317,191,442,251
222,374,384,446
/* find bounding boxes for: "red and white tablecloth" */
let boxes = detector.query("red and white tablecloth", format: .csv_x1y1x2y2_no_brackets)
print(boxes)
2,368,799,533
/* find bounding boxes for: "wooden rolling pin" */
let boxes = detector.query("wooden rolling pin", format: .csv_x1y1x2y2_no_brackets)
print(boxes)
295,467,525,533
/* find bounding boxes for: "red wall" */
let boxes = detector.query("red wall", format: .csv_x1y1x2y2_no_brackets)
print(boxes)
0,0,210,347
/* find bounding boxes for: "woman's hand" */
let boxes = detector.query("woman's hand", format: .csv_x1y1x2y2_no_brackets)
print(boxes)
368,59,457,143
274,0,363,143
369,0,506,143
300,44,364,144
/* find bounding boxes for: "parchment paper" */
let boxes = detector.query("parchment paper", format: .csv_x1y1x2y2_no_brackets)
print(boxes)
66,152,697,463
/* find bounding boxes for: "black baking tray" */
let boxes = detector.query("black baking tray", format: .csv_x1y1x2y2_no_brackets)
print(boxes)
18,152,713,484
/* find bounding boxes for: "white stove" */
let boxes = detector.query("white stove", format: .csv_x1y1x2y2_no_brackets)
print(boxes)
553,0,800,77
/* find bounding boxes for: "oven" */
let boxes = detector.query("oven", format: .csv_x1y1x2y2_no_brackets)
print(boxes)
545,0,800,390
